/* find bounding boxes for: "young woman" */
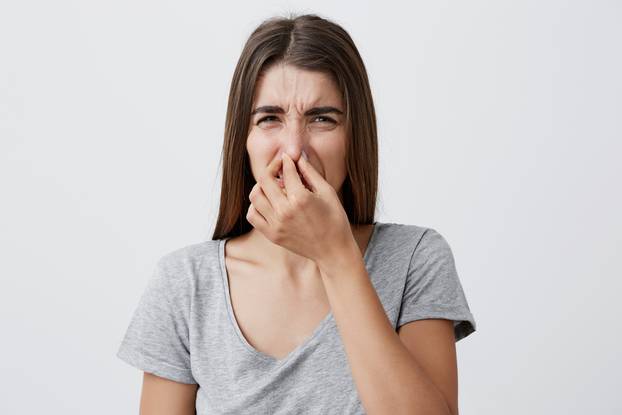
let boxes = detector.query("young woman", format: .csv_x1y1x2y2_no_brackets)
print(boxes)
117,13,476,415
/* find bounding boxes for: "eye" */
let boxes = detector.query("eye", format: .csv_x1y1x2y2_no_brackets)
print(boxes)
255,115,337,126
312,116,336,124
256,116,279,125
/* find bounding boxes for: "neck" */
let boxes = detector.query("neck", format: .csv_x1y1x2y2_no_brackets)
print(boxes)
246,222,366,275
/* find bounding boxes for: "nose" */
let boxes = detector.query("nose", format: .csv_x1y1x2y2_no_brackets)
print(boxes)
278,125,310,164
280,149,310,164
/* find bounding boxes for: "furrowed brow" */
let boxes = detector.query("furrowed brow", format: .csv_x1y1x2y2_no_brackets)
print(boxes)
250,105,343,116
304,106,343,116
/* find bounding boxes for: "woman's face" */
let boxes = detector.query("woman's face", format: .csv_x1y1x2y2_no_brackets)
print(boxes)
247,63,348,201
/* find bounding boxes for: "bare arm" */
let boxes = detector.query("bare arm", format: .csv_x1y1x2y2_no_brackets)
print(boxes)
139,372,198,415
317,243,454,415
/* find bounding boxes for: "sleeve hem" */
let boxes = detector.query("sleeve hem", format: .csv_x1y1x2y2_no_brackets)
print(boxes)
116,345,198,385
397,304,476,342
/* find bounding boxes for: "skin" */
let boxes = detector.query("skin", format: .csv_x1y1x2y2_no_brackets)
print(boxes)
139,373,198,415
138,63,458,414
241,63,458,414
240,137,456,413
221,62,375,362
244,62,364,281
138,63,374,413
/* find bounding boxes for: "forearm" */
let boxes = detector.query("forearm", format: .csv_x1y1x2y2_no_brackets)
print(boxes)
316,242,452,415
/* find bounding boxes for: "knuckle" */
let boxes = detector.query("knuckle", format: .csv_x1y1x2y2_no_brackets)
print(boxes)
250,183,261,199
275,206,292,222
290,192,309,208
282,208,294,221
273,207,284,221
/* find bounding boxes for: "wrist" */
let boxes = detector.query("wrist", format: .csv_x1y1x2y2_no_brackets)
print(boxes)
315,236,364,278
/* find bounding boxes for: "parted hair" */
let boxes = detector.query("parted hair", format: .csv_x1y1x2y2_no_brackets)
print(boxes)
212,13,378,240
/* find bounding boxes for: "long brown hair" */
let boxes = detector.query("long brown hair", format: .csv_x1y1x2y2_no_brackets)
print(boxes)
212,13,378,240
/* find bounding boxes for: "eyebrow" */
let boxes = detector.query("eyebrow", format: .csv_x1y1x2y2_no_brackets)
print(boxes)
250,105,344,117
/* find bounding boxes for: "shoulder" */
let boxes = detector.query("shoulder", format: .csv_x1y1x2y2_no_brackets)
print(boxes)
374,221,437,249
153,239,221,287
399,226,458,280
374,222,454,265
411,227,454,259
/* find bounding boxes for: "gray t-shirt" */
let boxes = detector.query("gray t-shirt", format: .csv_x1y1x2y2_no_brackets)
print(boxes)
116,221,476,414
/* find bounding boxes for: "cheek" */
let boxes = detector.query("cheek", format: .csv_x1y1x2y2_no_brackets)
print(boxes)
324,131,348,160
247,130,277,153
246,135,262,178
318,137,348,184
246,133,276,179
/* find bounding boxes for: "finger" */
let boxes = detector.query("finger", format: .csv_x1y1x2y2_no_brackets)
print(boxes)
267,153,284,179
296,153,324,193
259,157,288,207
282,153,306,194
249,183,277,225
246,202,268,230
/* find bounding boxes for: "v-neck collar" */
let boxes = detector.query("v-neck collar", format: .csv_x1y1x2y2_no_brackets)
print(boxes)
218,221,381,367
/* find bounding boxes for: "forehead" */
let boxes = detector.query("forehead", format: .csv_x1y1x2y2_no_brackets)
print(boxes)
252,64,342,107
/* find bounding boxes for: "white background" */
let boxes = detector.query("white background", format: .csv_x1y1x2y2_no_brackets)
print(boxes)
1,1,620,414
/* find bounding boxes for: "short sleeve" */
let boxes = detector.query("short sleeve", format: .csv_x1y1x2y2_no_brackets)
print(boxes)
396,228,477,342
116,255,197,384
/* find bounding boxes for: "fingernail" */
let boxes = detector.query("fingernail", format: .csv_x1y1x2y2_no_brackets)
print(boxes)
301,150,309,161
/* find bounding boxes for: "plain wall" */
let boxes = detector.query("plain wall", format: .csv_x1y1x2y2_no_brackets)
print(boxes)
1,1,620,413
